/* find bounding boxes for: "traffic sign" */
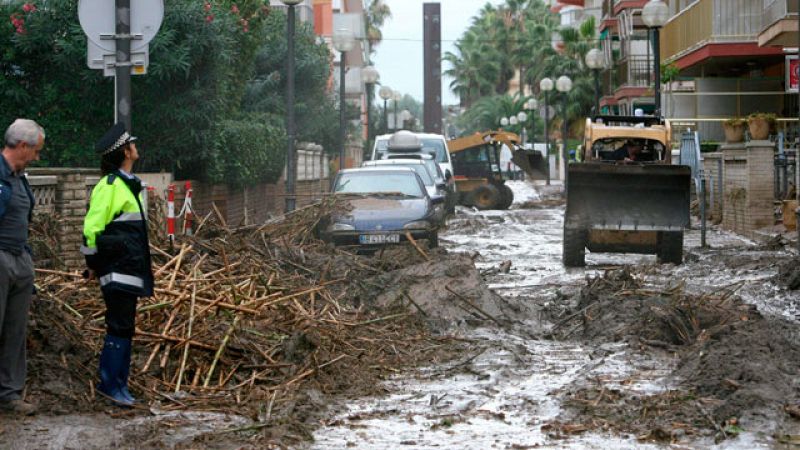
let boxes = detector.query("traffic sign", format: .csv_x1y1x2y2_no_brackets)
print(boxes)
79,0,163,74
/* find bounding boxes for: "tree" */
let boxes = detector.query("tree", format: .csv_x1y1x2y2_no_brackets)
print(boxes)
0,0,335,187
365,0,391,53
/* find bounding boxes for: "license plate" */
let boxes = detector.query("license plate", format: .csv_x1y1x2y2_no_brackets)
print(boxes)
359,234,400,244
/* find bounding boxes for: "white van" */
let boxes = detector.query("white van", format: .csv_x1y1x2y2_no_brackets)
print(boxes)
371,132,455,181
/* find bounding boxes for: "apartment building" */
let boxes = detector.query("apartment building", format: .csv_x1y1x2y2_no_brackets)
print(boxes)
271,0,370,167
594,0,658,116
659,0,790,141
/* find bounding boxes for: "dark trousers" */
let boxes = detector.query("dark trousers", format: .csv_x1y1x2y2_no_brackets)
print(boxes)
103,291,138,339
0,250,34,401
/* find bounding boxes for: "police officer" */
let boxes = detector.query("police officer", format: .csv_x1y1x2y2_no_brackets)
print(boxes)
0,119,44,415
81,123,153,406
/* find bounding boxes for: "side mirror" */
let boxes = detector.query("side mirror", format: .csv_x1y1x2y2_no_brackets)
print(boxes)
445,170,453,181
431,195,445,205
436,182,447,190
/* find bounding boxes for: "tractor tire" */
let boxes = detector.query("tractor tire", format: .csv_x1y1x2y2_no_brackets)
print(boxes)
657,231,684,265
428,230,439,248
471,184,501,210
563,227,586,267
497,184,514,210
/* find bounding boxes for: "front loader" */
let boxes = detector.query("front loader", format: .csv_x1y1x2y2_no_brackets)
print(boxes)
563,115,691,266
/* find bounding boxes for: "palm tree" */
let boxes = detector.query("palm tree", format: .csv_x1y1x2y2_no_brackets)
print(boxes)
365,0,391,53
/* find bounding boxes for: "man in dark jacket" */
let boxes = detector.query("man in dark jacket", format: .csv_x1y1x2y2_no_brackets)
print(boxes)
606,141,642,162
0,119,45,416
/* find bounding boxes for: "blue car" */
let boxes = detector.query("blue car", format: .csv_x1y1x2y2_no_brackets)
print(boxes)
321,167,444,248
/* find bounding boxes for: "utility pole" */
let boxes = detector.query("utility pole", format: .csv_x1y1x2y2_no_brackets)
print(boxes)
115,0,131,130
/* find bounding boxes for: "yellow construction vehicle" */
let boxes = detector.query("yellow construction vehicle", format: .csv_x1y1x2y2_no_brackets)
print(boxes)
563,115,691,266
447,131,525,210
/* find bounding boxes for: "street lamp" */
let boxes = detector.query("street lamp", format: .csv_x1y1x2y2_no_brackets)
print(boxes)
500,117,509,128
333,28,356,173
525,98,538,146
392,91,402,131
509,116,518,127
362,65,379,157
378,85,393,134
642,0,669,116
556,75,572,186
281,0,303,212
585,48,604,118
516,111,528,143
400,109,412,130
540,78,554,185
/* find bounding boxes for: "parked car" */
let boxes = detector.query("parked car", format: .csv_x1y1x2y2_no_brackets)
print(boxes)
321,167,443,249
373,131,457,214
385,153,457,216
361,158,447,224
371,131,455,182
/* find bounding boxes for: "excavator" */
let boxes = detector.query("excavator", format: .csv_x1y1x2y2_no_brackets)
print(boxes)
447,131,547,210
562,115,691,266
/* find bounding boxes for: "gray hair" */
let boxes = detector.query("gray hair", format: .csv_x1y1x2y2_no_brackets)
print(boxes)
4,119,45,148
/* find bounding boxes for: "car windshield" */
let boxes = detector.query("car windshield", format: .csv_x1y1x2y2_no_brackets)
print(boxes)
376,137,448,164
334,172,424,197
423,159,443,181
366,163,433,185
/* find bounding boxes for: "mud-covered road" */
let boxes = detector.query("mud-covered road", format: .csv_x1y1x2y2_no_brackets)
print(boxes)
311,180,800,449
4,180,799,449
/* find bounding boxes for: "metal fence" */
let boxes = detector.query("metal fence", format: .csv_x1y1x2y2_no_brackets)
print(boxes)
775,132,797,200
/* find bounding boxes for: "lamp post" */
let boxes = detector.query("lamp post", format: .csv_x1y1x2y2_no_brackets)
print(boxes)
392,91,402,131
540,78,554,185
333,28,356,173
281,0,303,212
516,111,528,144
500,117,509,128
642,0,669,116
362,65,379,157
525,99,537,146
556,75,573,187
585,48,604,118
378,85,393,134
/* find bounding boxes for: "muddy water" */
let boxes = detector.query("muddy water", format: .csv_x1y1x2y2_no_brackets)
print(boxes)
311,181,662,448
311,180,795,449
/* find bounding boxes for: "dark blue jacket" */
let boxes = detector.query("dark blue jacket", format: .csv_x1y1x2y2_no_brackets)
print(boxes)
0,154,35,223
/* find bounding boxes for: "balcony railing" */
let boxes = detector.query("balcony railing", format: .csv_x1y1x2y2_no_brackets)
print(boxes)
616,55,652,88
762,0,799,32
661,0,764,63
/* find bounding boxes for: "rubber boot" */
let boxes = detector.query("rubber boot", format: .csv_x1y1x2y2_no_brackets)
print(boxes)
97,335,133,407
116,338,136,404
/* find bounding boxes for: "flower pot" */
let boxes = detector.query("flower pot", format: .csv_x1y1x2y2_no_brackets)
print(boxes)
748,117,770,140
722,123,744,143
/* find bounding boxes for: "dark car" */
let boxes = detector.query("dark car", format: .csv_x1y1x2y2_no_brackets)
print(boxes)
321,167,444,248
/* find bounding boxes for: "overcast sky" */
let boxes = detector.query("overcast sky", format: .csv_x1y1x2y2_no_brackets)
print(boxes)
371,0,504,106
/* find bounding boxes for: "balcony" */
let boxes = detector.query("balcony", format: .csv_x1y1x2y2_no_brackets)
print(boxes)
758,0,799,47
660,0,780,70
616,55,652,88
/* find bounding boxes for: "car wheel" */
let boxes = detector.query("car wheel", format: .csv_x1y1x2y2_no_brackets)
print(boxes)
470,184,501,210
497,184,514,210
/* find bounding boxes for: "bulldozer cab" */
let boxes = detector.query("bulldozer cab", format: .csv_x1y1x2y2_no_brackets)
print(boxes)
583,115,671,163
448,131,518,183
446,131,521,210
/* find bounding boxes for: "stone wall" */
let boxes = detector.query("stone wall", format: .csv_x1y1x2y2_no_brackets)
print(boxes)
26,145,330,266
28,168,100,268
702,141,776,237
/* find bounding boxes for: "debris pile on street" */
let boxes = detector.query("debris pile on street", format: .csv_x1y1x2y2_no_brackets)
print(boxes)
545,268,800,443
27,198,468,425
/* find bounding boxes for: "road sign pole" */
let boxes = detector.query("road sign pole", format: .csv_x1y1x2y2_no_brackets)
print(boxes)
115,0,132,130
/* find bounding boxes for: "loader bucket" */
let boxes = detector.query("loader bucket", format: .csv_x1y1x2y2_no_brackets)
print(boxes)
565,163,691,231
512,149,548,180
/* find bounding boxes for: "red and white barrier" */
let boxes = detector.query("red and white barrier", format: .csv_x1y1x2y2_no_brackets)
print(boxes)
167,184,176,242
181,181,194,236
